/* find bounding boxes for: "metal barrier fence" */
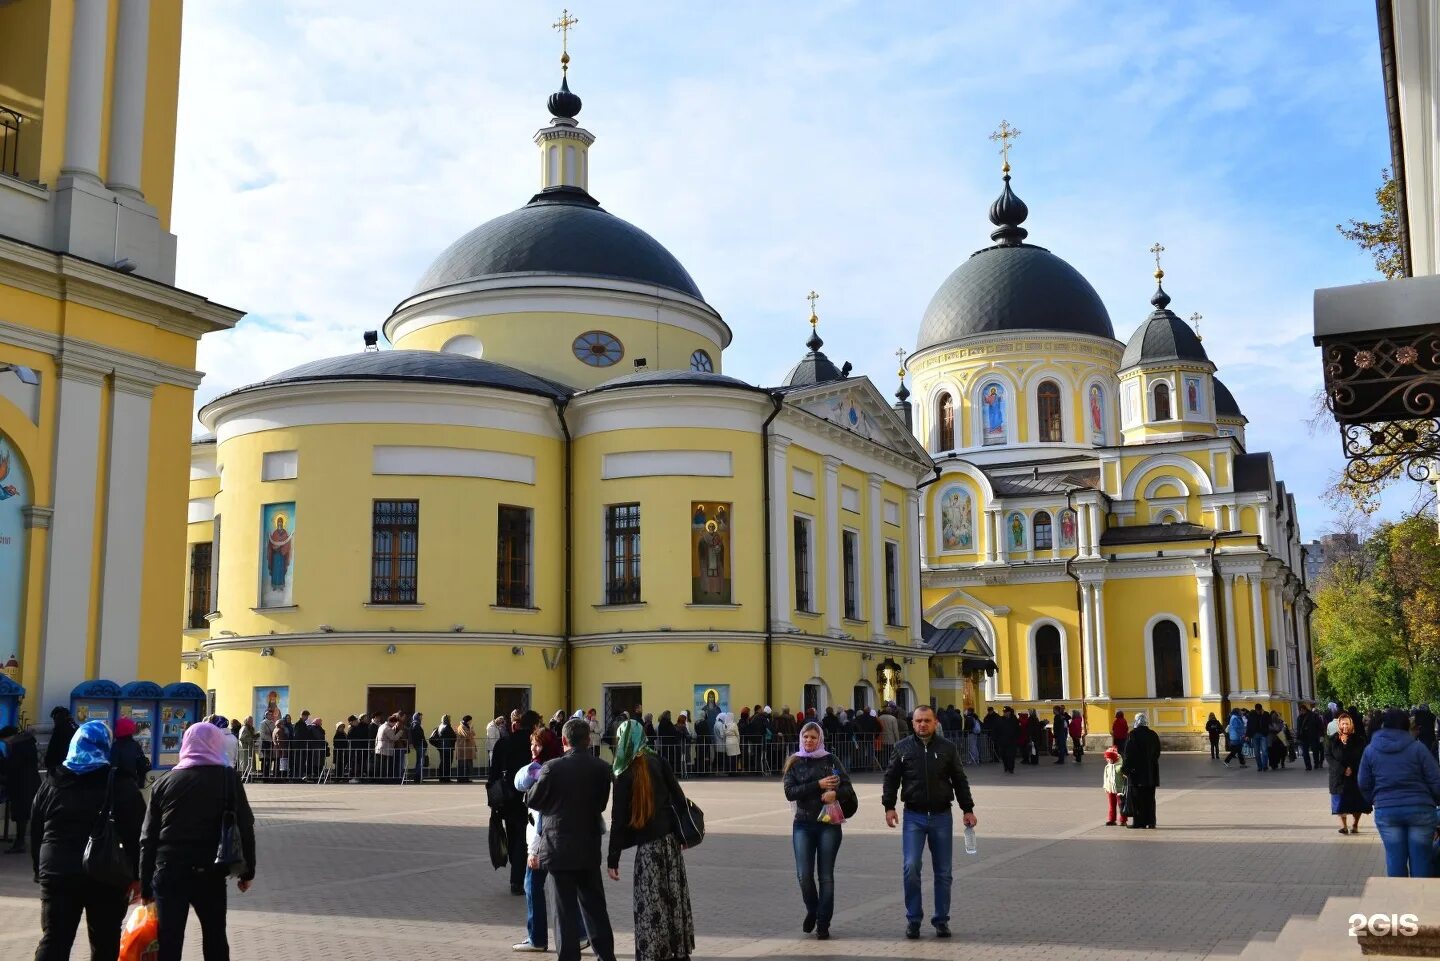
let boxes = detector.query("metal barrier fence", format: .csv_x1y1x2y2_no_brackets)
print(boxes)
238,732,995,785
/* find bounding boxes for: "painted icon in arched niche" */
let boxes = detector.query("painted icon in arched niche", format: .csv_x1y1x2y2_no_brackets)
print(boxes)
1058,509,1078,549
1007,511,1026,550
691,502,731,604
1088,384,1105,442
981,382,1006,445
938,485,974,552
260,502,296,607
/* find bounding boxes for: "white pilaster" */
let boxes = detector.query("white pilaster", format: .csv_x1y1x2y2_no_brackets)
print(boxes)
1093,584,1109,698
1077,503,1091,558
993,511,1008,564
38,362,106,711
1268,582,1289,698
1250,576,1270,698
867,473,886,641
1297,599,1315,700
1080,583,1097,695
96,376,153,681
1196,569,1220,698
768,435,792,631
1222,573,1241,695
905,490,923,645
62,0,111,181
106,0,151,198
1087,503,1102,557
822,456,841,637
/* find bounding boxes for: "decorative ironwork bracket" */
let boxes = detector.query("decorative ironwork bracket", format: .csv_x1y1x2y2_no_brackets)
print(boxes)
1320,328,1440,484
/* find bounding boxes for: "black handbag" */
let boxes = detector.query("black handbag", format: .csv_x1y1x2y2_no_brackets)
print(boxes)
83,766,133,888
1119,784,1137,819
488,810,509,869
663,760,705,848
214,768,246,877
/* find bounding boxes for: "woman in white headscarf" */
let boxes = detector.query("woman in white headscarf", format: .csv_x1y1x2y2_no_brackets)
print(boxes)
716,712,741,773
1119,712,1162,828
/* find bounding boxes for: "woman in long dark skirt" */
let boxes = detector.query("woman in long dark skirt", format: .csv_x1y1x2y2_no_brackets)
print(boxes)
1328,713,1371,834
607,720,694,961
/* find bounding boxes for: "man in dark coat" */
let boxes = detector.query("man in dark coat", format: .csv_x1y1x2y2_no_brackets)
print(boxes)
993,707,1020,773
42,708,77,777
489,710,541,893
1120,712,1162,829
982,707,1000,762
1296,703,1325,771
526,718,617,961
2,725,42,853
409,712,428,781
1413,703,1438,760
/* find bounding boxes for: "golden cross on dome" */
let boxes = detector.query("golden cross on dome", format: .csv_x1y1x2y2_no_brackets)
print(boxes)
990,120,1021,173
1149,242,1165,279
553,8,578,69
807,290,820,326
895,347,907,380
1190,312,1203,342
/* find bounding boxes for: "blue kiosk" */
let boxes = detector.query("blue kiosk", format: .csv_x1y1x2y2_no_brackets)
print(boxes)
70,678,122,730
69,679,206,771
0,674,22,729
158,682,206,769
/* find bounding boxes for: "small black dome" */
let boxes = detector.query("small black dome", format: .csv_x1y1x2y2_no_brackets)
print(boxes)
780,327,846,388
1214,377,1243,419
917,244,1115,350
251,350,573,398
1120,292,1210,369
412,187,704,301
548,74,582,119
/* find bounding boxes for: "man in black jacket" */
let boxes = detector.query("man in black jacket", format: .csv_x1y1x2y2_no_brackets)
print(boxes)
2,725,40,853
489,710,541,893
1296,703,1325,771
43,707,78,777
1414,703,1438,760
526,717,616,961
993,707,1020,773
881,704,977,940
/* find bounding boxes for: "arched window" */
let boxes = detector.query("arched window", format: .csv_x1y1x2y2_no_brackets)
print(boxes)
1032,511,1053,550
1034,625,1063,700
937,393,955,450
1153,382,1172,421
1152,620,1184,697
1037,380,1063,442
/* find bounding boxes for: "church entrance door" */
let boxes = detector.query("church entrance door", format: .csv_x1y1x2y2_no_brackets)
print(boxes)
493,686,531,721
367,685,415,719
603,684,642,732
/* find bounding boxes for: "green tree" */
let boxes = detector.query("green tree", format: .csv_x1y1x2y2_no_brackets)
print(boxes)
1336,168,1404,280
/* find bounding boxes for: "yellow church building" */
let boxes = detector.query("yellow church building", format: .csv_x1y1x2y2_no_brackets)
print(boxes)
0,0,241,733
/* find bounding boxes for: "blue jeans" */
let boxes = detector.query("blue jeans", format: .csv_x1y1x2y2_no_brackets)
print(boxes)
902,809,953,926
525,866,590,948
792,821,843,925
1249,734,1269,770
1373,805,1438,878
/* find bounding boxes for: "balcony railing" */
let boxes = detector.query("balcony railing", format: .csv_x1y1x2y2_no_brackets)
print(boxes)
0,106,24,181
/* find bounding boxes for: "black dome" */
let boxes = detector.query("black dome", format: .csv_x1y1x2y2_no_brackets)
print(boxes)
916,244,1115,350
780,328,846,388
1120,289,1210,369
1213,377,1243,419
249,350,572,399
586,369,760,392
412,187,704,301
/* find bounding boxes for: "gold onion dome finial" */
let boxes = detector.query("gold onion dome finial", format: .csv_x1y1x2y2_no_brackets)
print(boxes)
1149,242,1171,310
806,290,823,351
894,347,910,402
987,120,1028,245
548,9,582,118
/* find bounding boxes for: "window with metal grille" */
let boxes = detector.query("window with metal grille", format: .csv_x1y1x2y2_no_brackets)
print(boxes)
496,505,532,608
1033,511,1053,550
793,516,814,612
187,542,212,629
1038,380,1063,442
937,393,955,450
1153,382,1172,421
1035,625,1063,700
842,530,860,619
1152,620,1185,697
884,540,901,626
604,503,641,604
371,500,419,604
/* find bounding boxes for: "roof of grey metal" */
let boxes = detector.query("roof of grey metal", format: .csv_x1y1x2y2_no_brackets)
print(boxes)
252,350,574,399
586,368,764,393
412,186,704,301
984,468,1101,497
1120,289,1210,368
1099,522,1213,546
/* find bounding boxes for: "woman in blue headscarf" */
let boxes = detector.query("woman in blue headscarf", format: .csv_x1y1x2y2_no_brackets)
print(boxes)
30,719,146,961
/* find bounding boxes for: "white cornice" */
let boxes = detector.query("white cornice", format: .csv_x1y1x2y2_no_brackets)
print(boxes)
907,329,1124,373
0,235,243,338
571,631,768,648
566,384,772,438
0,317,205,389
202,631,562,652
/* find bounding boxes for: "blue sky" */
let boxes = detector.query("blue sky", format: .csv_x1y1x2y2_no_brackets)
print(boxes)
172,1,1395,535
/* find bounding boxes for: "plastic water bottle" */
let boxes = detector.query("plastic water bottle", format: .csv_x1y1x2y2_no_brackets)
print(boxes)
963,825,977,855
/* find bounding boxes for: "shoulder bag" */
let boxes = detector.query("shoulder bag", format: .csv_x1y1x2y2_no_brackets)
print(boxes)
84,765,134,887
662,758,705,848
214,767,246,877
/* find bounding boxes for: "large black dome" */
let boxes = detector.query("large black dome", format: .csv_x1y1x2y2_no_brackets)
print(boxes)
916,244,1114,351
412,186,704,301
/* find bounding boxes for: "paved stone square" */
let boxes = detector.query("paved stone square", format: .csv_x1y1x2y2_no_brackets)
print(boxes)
0,755,1387,961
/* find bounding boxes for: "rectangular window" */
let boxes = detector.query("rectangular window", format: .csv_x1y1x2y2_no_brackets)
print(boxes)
884,540,901,626
842,530,861,619
371,500,419,604
496,505,532,608
604,503,641,604
187,542,213,629
793,516,814,612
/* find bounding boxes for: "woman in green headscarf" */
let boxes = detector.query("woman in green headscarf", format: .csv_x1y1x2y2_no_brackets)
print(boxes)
606,719,695,961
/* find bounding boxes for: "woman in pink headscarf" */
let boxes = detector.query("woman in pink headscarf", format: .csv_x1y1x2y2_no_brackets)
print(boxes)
141,721,257,960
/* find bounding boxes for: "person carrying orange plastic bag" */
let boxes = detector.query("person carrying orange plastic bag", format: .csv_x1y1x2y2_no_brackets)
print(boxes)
119,897,160,960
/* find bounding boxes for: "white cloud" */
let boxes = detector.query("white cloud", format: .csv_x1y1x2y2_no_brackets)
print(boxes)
173,1,1393,533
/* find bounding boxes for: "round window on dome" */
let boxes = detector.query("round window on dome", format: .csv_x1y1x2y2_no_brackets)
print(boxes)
440,334,484,359
573,331,624,367
690,349,713,373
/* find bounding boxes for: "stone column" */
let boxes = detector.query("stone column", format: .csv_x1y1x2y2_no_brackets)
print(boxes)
1196,569,1220,698
62,0,111,181
822,456,841,637
1267,581,1287,698
993,511,1008,563
905,490,923,645
1093,584,1109,698
96,375,153,681
38,359,107,712
1077,502,1091,558
1249,575,1270,698
867,474,886,641
106,0,151,198
1087,503,1102,558
1080,582,1097,696
767,435,792,631
1222,572,1241,696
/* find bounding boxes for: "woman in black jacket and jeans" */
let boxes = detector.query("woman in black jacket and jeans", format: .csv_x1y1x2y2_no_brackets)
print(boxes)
30,720,145,961
782,721,856,940
142,721,257,961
